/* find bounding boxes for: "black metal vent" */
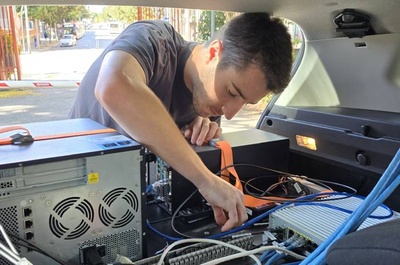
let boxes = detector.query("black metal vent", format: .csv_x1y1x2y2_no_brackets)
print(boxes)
99,188,139,228
49,197,94,240
0,206,19,265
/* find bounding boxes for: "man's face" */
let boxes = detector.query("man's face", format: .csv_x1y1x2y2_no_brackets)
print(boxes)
192,62,269,120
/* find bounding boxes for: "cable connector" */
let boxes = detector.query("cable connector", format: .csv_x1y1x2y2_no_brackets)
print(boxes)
284,234,299,245
287,178,307,196
208,138,222,147
291,237,306,248
10,133,34,145
0,224,33,265
144,152,157,163
81,245,106,265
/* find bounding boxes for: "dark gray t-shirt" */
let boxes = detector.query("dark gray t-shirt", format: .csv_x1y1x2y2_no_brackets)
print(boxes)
69,20,198,136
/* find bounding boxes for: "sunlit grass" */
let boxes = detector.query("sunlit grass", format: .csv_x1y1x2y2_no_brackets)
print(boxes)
0,89,36,98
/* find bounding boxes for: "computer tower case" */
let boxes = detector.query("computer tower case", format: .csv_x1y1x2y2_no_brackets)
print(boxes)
0,119,146,265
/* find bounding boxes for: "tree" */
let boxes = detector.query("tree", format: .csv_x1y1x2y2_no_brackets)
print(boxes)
197,11,227,42
102,6,138,24
19,6,90,41
24,6,90,24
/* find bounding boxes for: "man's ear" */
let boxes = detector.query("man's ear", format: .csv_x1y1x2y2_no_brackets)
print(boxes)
206,40,223,63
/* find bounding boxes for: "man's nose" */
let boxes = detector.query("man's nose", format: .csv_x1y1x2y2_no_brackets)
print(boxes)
222,102,244,120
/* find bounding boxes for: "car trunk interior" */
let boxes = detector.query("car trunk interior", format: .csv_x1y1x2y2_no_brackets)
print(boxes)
258,30,400,211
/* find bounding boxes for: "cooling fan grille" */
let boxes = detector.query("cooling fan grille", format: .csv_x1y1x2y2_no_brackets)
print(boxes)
99,188,139,228
49,197,94,240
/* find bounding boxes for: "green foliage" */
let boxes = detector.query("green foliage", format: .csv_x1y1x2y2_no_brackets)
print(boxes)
24,6,90,25
197,11,227,41
102,6,138,24
1,34,14,54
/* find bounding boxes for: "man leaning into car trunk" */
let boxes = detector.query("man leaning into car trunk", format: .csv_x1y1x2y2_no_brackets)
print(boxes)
69,12,293,231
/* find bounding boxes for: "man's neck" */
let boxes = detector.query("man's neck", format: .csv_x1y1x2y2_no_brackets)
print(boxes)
184,44,204,93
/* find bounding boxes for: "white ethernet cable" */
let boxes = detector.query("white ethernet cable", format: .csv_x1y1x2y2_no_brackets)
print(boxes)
0,224,33,265
156,237,261,265
201,244,306,265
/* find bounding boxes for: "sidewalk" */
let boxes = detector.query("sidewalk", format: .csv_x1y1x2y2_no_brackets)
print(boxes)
28,38,59,53
221,104,264,133
33,42,58,52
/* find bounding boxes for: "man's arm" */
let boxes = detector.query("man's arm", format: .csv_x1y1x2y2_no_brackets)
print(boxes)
94,50,248,231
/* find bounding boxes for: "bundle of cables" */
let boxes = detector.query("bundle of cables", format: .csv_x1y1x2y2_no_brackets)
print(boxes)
147,140,400,265
147,162,358,242
299,148,400,265
0,224,68,265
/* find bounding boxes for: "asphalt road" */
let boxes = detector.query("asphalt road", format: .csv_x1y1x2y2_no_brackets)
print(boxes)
0,87,78,126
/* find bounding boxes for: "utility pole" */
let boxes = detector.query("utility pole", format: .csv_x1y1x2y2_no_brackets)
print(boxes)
20,6,25,52
210,10,215,38
137,6,142,21
19,5,31,53
24,5,31,53
9,6,21,80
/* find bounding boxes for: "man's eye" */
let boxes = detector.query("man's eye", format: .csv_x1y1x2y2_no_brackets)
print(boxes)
228,90,237,97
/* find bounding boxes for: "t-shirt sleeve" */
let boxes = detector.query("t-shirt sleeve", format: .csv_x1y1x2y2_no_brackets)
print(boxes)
104,21,178,84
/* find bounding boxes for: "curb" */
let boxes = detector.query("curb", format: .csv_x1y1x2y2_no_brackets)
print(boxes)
0,81,81,89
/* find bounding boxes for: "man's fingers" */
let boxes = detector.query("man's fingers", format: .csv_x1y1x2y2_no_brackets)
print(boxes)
184,117,222,146
183,128,192,138
199,175,248,232
220,201,248,232
206,124,222,141
237,201,249,226
221,208,239,232
210,193,248,232
212,206,227,227
192,118,210,145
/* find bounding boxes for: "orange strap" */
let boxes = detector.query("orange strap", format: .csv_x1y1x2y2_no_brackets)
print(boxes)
213,140,278,209
0,125,30,136
213,141,243,189
212,140,331,209
0,125,116,145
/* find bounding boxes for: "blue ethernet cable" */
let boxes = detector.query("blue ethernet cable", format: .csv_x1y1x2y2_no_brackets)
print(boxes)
300,148,400,265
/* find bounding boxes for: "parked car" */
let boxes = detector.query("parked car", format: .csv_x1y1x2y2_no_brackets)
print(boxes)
59,34,77,47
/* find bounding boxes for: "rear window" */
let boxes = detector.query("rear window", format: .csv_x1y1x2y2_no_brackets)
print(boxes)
1,5,303,131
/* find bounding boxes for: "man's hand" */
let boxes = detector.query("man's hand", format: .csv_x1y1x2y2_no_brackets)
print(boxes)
198,175,248,232
182,117,222,146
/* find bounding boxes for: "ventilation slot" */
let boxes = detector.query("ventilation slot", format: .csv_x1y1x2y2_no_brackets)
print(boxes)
49,197,94,240
0,206,20,265
99,188,139,228
354,42,367,48
0,180,14,199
